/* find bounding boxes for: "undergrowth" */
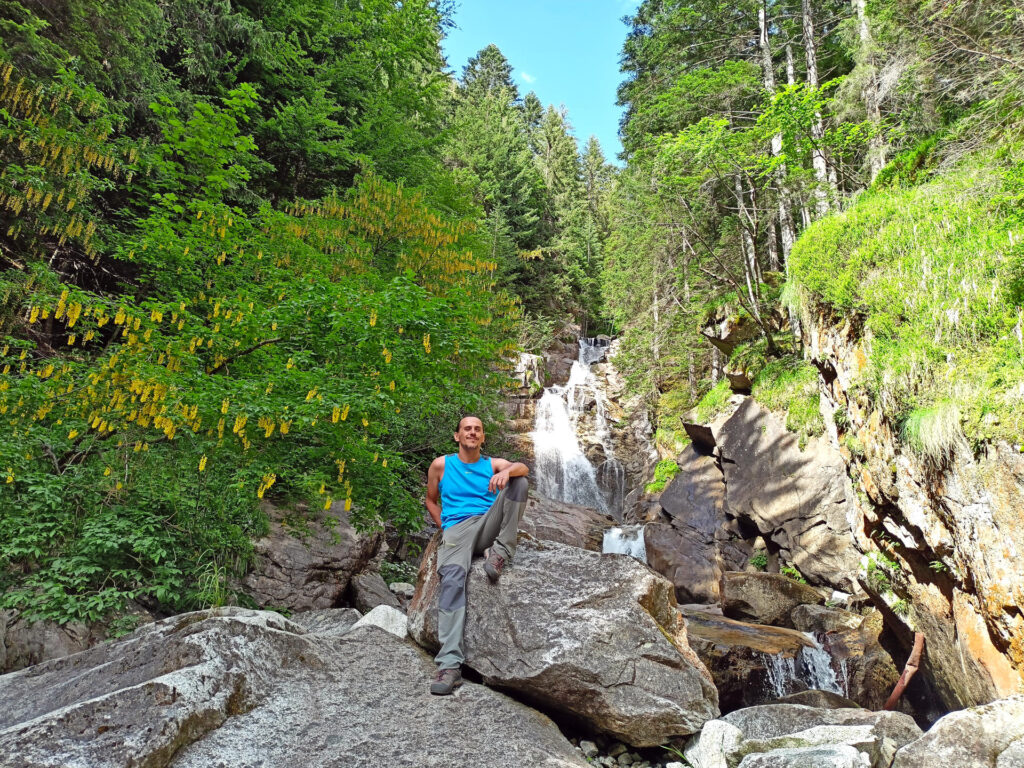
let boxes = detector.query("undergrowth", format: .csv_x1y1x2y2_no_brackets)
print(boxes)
790,126,1024,448
751,356,825,447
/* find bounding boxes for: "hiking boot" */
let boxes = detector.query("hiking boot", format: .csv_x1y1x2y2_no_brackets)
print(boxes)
430,667,463,695
482,548,505,583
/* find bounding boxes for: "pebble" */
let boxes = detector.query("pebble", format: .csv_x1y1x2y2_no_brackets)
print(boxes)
608,743,628,758
580,740,600,759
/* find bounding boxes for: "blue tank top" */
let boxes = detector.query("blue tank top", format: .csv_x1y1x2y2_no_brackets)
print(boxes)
439,454,498,529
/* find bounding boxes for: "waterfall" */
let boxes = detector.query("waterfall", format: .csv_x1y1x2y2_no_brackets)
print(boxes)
531,338,618,514
603,526,647,563
760,633,847,699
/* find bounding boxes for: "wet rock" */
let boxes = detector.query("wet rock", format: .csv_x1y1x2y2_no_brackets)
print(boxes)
891,694,1024,768
408,537,719,746
721,572,827,628
240,501,382,612
819,613,899,712
0,608,589,768
685,704,922,768
519,494,615,552
682,608,816,713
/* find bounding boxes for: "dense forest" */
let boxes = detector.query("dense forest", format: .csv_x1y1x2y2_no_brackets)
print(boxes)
607,0,1024,458
1,0,1022,629
0,1,613,623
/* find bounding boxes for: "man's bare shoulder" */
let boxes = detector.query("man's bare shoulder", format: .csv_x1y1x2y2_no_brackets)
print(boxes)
428,455,447,474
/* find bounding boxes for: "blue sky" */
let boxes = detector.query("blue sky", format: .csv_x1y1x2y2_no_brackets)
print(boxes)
440,0,640,163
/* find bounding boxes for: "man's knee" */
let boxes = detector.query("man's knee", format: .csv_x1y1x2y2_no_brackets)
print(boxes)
437,564,467,611
506,475,528,502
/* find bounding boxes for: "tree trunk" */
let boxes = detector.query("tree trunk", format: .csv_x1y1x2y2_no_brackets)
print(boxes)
854,0,886,182
786,43,811,238
760,3,797,267
803,0,831,216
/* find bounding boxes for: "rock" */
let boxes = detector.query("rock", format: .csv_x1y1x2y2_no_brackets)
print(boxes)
519,494,615,552
240,501,381,612
350,569,402,613
891,695,1024,768
685,704,922,768
389,581,416,600
408,537,719,746
0,607,589,768
580,739,600,758
818,613,899,712
775,690,861,709
807,310,1024,708
1,611,108,674
790,605,863,634
286,607,361,637
351,604,408,639
737,744,871,767
682,608,817,712
716,399,861,592
721,572,827,628
646,447,751,604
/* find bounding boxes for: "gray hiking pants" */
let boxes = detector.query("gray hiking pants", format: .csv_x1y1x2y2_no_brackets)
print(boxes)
435,476,529,670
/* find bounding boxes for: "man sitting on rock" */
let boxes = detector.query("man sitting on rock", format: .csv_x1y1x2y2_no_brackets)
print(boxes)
424,415,529,695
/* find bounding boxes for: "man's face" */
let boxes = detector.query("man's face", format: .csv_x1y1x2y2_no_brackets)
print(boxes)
454,417,485,449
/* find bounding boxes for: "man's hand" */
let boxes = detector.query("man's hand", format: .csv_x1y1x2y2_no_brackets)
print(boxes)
488,468,511,493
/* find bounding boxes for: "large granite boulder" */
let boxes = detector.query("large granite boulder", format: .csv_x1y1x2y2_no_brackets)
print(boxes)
721,572,827,628
685,704,922,768
239,501,382,612
891,695,1024,768
716,399,861,592
646,447,751,604
519,494,615,552
0,607,589,768
408,537,719,746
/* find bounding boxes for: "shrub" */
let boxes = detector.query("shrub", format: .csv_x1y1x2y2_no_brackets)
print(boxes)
900,402,967,465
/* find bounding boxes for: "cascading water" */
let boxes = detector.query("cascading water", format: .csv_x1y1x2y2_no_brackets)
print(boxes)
602,526,647,563
760,633,847,699
530,338,640,558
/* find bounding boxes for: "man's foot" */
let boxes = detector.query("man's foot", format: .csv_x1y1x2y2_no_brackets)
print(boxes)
482,548,505,583
430,667,463,695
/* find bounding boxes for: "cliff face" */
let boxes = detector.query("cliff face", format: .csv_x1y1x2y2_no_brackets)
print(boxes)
805,310,1024,708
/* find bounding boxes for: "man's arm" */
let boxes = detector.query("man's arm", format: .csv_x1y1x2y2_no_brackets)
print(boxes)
488,457,528,493
425,456,445,528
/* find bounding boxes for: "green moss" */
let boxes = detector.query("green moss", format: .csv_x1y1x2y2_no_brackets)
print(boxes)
645,458,681,493
751,356,825,444
791,133,1024,446
694,379,732,424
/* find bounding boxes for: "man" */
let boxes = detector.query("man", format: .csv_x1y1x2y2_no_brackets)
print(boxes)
424,415,529,695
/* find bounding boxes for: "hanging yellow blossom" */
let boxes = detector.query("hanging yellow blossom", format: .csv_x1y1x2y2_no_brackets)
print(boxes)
369,309,377,327
323,497,333,510
199,455,208,472
423,333,431,354
103,466,112,476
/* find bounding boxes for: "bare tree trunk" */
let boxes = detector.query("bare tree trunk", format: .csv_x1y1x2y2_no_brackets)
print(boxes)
854,0,886,182
734,174,761,318
760,3,797,268
786,43,811,237
803,0,831,217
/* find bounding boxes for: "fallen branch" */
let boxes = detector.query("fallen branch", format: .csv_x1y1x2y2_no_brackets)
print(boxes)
884,632,925,710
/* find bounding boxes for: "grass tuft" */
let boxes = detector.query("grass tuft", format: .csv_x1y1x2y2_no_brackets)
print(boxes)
900,402,967,465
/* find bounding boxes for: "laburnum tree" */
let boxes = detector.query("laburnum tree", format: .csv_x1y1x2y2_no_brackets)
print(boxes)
0,71,516,623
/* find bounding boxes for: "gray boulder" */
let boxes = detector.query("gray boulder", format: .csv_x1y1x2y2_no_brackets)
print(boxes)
721,572,827,628
685,704,922,768
891,695,1024,768
737,744,870,767
0,607,589,768
790,605,863,634
518,493,615,552
408,537,719,746
1,610,109,674
646,447,751,604
350,569,402,612
716,399,860,591
239,501,381,612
